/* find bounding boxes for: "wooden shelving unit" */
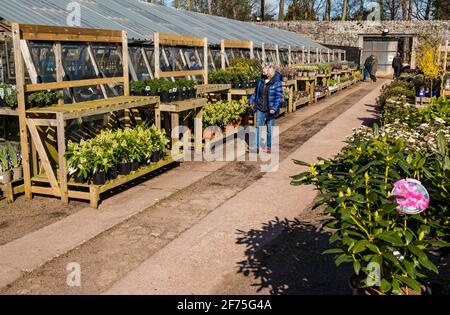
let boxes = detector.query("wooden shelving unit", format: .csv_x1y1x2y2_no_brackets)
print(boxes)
12,23,169,207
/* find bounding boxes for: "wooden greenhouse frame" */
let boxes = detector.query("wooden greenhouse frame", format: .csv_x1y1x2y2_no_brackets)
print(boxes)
261,43,280,66
220,39,254,69
12,23,165,208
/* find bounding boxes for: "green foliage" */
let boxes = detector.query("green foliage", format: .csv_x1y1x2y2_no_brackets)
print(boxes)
0,146,9,172
291,80,450,294
26,90,63,107
203,99,250,128
66,124,169,179
210,58,261,84
130,78,197,94
0,83,18,108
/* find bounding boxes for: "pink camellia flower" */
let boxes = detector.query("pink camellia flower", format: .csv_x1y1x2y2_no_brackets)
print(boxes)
392,179,430,215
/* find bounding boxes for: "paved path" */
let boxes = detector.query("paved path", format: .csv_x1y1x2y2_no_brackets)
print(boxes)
0,82,373,291
106,81,384,294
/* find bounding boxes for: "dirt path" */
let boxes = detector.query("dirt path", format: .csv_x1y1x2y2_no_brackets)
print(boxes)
0,197,85,246
1,83,374,295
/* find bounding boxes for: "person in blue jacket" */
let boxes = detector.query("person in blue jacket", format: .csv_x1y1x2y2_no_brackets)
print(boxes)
249,63,283,153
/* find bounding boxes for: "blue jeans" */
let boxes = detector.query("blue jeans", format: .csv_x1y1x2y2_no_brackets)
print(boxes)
363,67,369,81
256,110,276,149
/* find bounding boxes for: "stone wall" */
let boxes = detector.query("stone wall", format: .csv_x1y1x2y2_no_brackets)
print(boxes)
261,20,450,47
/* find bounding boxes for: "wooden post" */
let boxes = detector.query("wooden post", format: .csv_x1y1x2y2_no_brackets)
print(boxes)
262,43,266,64
275,44,280,66
20,40,38,84
141,47,154,79
328,49,331,63
250,41,254,59
12,23,32,200
410,36,418,70
302,46,305,64
56,113,68,205
154,32,160,79
122,31,130,127
54,42,65,106
308,47,311,64
220,39,225,70
444,40,449,73
86,44,108,99
203,37,208,84
288,45,292,67
122,31,130,96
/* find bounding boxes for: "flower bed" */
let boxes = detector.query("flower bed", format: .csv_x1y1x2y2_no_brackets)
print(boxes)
291,80,450,295
66,124,169,185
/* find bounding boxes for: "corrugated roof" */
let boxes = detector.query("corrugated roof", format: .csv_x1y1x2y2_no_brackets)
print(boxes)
0,0,326,49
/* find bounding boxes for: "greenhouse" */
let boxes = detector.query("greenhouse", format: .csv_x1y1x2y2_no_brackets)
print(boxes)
0,0,353,207
0,0,448,298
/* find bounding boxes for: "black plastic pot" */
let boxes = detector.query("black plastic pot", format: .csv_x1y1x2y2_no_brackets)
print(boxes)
118,162,131,175
108,166,118,181
160,91,170,103
176,90,183,101
232,82,240,89
151,151,162,163
169,91,177,102
131,161,139,171
93,170,106,185
74,173,86,184
0,97,5,107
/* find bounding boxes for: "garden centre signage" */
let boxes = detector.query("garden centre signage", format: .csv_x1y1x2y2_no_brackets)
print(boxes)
392,179,430,215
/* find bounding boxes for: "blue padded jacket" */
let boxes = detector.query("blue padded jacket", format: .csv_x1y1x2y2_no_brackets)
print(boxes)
249,71,283,114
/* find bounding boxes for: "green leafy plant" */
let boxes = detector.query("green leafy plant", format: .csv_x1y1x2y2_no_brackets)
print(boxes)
27,89,63,107
291,80,450,295
0,83,18,108
203,99,250,128
66,124,169,180
7,144,21,168
0,145,9,172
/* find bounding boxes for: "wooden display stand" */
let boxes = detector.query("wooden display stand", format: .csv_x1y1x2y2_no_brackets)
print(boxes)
296,76,316,107
154,32,208,84
155,98,207,152
12,24,165,207
282,79,297,113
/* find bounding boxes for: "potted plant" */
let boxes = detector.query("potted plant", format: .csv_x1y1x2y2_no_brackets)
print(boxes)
150,125,169,162
0,84,18,108
0,146,12,184
7,144,22,180
291,120,450,295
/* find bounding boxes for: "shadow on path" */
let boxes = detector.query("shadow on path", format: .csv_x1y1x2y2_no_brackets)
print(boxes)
236,216,353,295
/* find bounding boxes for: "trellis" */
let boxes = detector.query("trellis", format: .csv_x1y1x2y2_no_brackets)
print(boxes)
12,24,162,207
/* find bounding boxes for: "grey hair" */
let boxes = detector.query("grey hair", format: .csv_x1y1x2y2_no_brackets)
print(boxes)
262,63,276,78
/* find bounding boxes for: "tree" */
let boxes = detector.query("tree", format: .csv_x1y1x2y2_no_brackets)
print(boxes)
342,0,349,20
172,0,180,8
279,0,285,21
324,0,331,20
359,0,365,20
261,0,265,21
434,0,450,19
401,0,407,19
207,0,212,15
